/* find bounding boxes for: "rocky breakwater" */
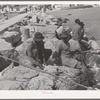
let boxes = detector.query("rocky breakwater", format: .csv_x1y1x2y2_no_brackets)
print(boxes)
0,24,90,90
0,28,21,72
0,61,89,90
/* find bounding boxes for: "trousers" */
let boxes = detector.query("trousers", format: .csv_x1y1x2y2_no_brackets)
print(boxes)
31,48,52,64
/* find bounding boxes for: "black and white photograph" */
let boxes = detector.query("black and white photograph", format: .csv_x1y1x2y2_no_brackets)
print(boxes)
0,1,100,94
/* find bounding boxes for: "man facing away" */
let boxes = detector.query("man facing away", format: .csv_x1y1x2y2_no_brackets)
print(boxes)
72,19,91,51
72,19,81,41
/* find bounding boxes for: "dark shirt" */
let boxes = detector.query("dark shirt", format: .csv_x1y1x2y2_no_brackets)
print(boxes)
35,41,45,63
26,38,45,63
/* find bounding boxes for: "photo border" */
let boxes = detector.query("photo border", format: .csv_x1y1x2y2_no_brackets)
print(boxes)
0,0,100,99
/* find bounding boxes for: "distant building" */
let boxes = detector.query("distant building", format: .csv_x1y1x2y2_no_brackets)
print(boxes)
0,5,28,14
92,4,100,7
53,4,70,10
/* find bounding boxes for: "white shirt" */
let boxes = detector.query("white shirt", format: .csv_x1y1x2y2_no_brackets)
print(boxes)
88,40,100,50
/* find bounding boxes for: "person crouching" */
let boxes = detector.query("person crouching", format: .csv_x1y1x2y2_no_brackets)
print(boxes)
25,32,52,68
52,31,82,69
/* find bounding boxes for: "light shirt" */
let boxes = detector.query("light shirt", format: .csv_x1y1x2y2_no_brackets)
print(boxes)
88,40,100,50
56,40,77,67
72,24,81,41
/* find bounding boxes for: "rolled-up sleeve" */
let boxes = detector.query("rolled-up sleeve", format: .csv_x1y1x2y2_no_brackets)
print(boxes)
52,41,62,58
27,42,36,57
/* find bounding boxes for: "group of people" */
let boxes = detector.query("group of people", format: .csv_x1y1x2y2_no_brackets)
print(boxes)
2,14,93,72
56,18,90,50
53,18,92,70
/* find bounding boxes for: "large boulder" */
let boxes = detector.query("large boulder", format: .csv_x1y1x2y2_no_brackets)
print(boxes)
0,63,89,90
0,38,13,71
84,51,100,87
0,64,39,90
0,39,12,51
30,25,57,38
0,64,57,90
28,73,54,90
44,37,59,52
55,66,89,90
2,31,21,45
0,48,19,72
0,80,23,90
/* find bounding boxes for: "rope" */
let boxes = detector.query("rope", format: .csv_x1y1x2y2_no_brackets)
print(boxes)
0,54,95,90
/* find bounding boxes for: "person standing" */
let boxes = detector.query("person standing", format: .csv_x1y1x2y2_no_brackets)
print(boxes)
72,19,90,51
78,21,91,51
72,19,81,41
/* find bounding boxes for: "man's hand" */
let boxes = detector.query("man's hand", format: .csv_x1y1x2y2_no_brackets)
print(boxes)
38,64,44,70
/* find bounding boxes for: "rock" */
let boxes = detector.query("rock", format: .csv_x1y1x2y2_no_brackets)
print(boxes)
0,49,19,72
83,52,100,87
78,80,90,90
27,65,58,90
28,73,54,90
93,83,100,89
58,66,81,77
7,26,20,33
30,25,57,36
0,39,12,51
85,53,100,80
44,38,59,52
94,69,100,82
30,15,37,23
88,40,100,50
0,80,23,90
0,63,57,90
56,76,79,90
0,63,58,90
0,54,11,72
1,65,39,81
2,31,21,45
56,66,88,90
0,64,39,90
0,63,90,90
44,65,58,74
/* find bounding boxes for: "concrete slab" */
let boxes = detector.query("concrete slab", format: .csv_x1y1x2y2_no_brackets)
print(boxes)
0,12,31,33
0,38,13,51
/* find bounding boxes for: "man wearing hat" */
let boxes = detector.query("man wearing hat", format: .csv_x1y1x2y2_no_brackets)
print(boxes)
53,31,82,68
26,32,52,68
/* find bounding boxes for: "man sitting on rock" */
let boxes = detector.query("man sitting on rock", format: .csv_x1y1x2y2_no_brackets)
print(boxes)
17,32,52,69
52,31,82,69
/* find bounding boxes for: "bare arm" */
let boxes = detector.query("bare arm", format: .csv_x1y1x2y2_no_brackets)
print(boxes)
27,42,44,69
